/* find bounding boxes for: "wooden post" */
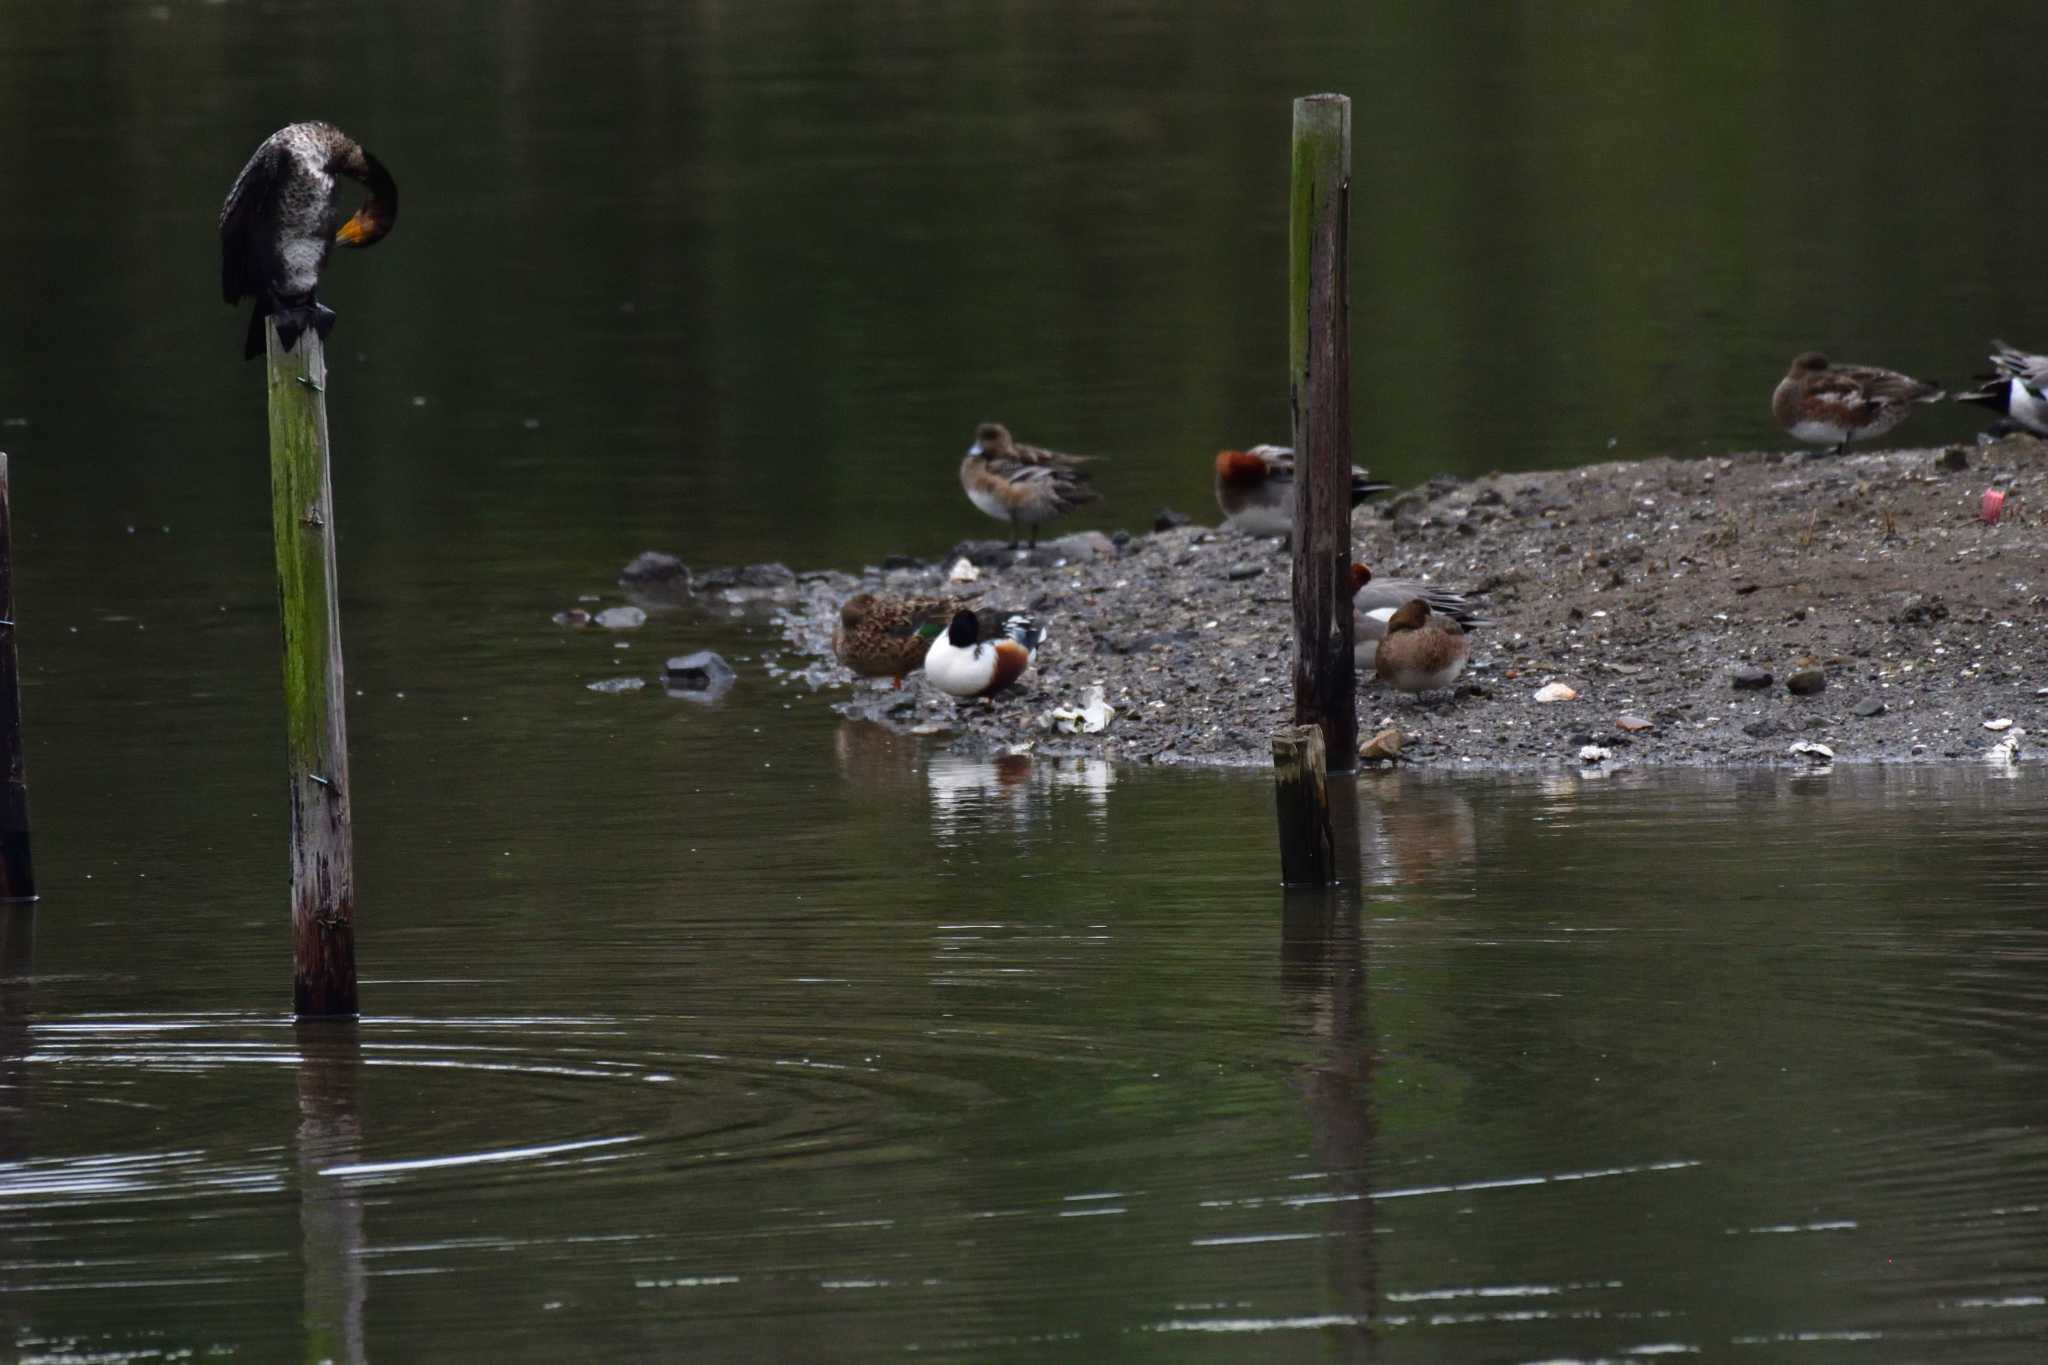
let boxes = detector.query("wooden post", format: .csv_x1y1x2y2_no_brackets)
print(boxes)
266,325,357,1017
0,455,31,901
1289,94,1357,769
1272,724,1336,886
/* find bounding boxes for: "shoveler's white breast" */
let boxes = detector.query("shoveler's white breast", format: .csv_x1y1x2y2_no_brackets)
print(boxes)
924,634,995,696
2009,380,2048,436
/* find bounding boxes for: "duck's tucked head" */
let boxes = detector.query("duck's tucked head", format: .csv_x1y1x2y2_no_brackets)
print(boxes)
1214,449,1267,485
1349,562,1373,595
840,592,877,628
1385,599,1431,633
1791,351,1830,374
946,609,980,648
968,422,1012,459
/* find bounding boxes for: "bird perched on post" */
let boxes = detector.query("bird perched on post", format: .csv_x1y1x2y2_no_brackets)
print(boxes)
959,423,1099,548
1770,352,1943,455
220,122,398,360
1350,563,1486,670
1213,445,1392,536
923,609,1046,700
1953,340,2048,437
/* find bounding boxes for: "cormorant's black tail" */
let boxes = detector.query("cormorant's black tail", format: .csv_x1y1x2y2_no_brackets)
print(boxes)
242,300,269,360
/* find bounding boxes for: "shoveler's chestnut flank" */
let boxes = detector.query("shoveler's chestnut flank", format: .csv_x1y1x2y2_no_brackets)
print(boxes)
1213,445,1392,536
832,591,1009,688
219,121,398,359
1349,563,1487,671
923,609,1046,699
1770,352,1943,455
1954,339,2048,437
1373,598,1471,697
959,423,1100,548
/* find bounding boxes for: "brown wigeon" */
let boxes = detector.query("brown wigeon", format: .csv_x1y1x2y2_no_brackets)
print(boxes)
1771,352,1944,455
960,423,1100,548
1350,563,1486,670
1373,598,1470,697
1213,445,1391,536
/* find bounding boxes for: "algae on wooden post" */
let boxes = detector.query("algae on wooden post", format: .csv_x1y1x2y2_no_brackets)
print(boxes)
264,324,357,1016
1288,94,1357,769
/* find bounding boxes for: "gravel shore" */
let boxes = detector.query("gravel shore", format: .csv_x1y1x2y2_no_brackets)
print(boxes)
755,438,2048,771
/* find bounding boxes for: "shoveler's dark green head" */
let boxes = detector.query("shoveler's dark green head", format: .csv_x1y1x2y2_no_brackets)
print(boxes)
947,610,979,648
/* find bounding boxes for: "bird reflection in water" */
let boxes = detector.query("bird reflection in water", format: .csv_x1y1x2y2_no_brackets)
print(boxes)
927,751,1112,839
1358,775,1478,887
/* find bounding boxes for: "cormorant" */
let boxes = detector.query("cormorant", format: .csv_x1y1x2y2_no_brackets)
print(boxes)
219,122,397,360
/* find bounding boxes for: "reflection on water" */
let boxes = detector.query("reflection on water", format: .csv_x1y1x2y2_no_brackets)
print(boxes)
2,770,2048,1357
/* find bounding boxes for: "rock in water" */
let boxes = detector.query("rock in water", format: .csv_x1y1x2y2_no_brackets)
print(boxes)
664,650,736,694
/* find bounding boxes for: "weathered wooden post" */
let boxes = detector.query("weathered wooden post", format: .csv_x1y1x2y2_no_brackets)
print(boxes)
1288,93,1356,769
0,455,32,901
266,326,357,1016
1272,725,1336,885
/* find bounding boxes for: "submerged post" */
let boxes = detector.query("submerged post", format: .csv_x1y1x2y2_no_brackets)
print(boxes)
266,325,357,1016
0,456,31,901
1289,93,1356,770
1272,724,1336,886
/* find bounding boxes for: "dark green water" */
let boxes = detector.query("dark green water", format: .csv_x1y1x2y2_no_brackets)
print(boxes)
4,2,2048,1360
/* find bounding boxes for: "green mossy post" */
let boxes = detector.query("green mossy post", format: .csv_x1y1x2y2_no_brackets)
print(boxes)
1288,94,1356,770
0,454,33,901
265,323,357,1017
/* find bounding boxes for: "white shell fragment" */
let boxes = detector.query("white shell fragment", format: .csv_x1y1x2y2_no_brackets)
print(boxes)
1984,717,2013,732
1988,728,2023,766
1578,744,1612,763
1044,684,1117,735
947,557,981,584
1788,740,1834,763
1534,682,1579,703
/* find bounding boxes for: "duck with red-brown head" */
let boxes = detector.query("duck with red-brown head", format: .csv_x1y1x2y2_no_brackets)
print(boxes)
1214,445,1391,536
1771,351,1943,456
1373,598,1470,699
220,121,398,359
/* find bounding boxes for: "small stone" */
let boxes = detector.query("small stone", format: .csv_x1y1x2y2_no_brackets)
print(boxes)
1359,728,1404,764
619,551,689,586
1731,666,1773,690
1225,563,1263,582
594,606,647,630
552,608,592,627
1937,446,1969,472
1153,507,1191,532
586,676,645,694
664,650,736,690
1786,668,1826,697
1853,699,1886,718
1615,713,1653,733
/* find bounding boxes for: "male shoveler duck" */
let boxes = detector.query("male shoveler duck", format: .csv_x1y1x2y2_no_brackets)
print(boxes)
1214,445,1392,536
1374,599,1470,699
1954,340,2048,437
832,591,1003,688
1350,563,1486,670
960,423,1099,548
220,122,398,359
1771,352,1943,455
923,609,1046,699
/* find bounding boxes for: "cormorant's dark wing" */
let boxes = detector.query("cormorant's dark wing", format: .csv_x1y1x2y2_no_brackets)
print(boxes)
219,138,288,304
